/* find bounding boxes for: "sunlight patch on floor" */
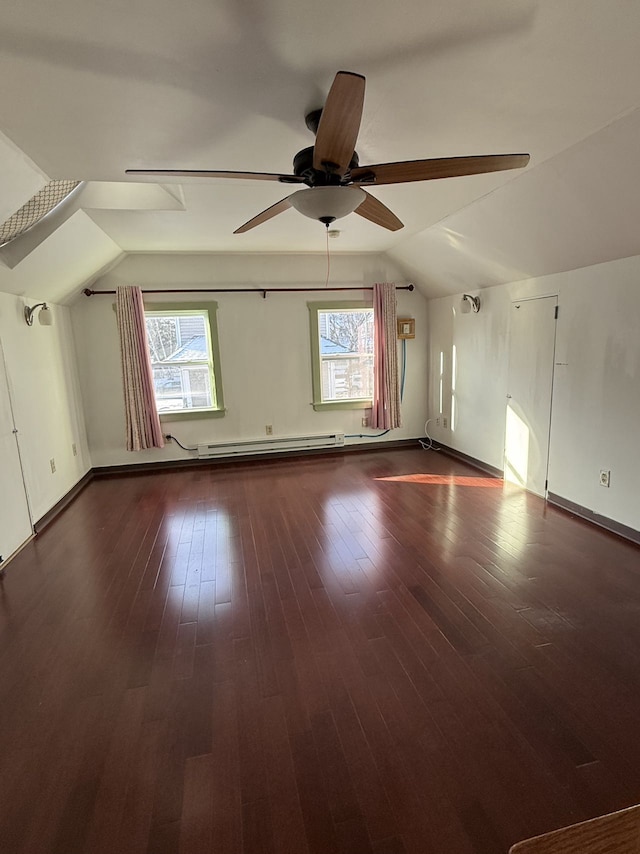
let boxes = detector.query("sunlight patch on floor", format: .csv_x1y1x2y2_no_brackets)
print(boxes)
376,474,503,487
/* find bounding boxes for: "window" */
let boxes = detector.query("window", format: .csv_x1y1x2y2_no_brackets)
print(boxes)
0,180,81,247
144,303,224,419
308,301,374,410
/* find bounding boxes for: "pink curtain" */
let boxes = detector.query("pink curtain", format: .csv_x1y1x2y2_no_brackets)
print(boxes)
370,282,402,429
116,286,165,451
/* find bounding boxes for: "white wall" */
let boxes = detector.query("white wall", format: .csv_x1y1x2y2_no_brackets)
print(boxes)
428,254,640,533
0,291,91,523
72,253,429,468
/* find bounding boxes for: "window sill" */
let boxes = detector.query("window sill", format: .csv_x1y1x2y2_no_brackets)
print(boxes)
312,400,372,412
159,408,226,421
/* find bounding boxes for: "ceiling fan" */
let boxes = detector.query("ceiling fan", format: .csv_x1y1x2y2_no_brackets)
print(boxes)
126,71,529,234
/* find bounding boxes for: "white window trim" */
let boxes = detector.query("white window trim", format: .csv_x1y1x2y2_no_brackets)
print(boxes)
308,300,374,411
144,301,225,420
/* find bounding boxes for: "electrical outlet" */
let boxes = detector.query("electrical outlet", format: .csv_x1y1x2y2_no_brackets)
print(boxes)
50,458,56,473
361,416,369,428
436,416,441,426
443,416,448,429
265,425,273,435
72,442,77,456
599,469,611,487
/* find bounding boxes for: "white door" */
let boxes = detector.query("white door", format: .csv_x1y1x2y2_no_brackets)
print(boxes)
0,339,32,564
504,296,558,497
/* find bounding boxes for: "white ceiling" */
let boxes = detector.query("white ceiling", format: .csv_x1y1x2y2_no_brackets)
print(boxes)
2,0,640,299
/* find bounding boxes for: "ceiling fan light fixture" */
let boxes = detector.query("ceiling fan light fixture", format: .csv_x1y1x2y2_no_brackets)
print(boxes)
289,186,365,224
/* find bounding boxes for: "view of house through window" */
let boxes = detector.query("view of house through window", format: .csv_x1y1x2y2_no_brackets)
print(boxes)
144,309,217,413
311,304,374,406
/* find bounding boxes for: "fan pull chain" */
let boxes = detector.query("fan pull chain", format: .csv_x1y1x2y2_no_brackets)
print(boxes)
325,224,331,288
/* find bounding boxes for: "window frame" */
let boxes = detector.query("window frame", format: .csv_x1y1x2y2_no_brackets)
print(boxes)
144,301,225,421
308,300,374,411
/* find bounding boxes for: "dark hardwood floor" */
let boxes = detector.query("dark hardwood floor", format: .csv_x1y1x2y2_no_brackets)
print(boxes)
2,447,640,854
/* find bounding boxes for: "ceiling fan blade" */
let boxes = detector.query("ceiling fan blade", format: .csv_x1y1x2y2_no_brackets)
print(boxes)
354,192,403,231
125,169,304,183
351,153,530,185
313,71,365,176
233,196,293,234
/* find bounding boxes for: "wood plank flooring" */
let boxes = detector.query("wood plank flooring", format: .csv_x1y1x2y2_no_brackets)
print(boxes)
2,448,640,853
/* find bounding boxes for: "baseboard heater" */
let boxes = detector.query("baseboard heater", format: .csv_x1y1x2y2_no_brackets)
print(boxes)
197,432,345,459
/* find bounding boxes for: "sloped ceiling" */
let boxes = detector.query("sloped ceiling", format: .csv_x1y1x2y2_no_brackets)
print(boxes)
387,106,640,296
0,210,122,305
1,0,640,301
0,132,46,224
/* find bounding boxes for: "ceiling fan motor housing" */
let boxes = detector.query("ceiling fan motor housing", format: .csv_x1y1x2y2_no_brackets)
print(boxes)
292,146,360,185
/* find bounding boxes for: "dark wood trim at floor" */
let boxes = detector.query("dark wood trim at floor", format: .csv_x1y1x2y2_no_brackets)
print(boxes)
30,440,420,534
31,443,640,551
4,448,640,854
548,491,640,547
91,437,421,477
0,533,35,573
436,441,504,479
33,468,94,533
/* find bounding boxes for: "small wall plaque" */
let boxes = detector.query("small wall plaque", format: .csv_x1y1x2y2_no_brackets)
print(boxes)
397,318,415,339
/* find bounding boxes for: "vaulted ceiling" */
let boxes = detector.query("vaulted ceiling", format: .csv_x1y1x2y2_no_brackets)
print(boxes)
2,0,640,302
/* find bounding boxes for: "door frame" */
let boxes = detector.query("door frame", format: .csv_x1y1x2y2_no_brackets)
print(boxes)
0,337,34,566
505,294,559,497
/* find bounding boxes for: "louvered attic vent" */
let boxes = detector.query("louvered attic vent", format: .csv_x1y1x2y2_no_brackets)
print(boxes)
0,179,80,246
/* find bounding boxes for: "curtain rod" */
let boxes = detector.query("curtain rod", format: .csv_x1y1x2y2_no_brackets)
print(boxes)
83,284,414,298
